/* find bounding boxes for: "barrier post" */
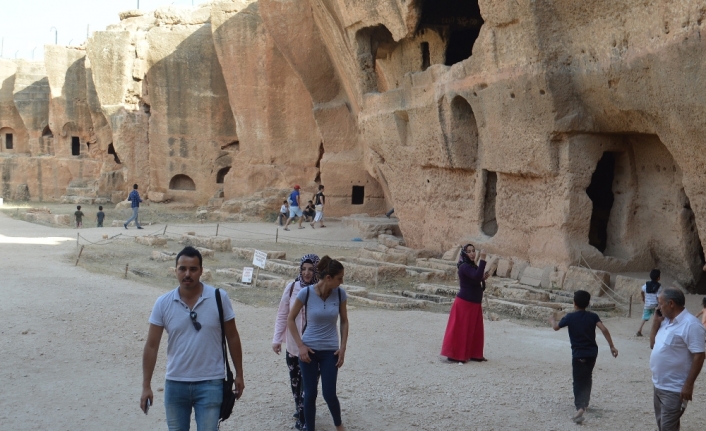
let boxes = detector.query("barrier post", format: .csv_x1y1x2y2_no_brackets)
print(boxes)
628,295,632,318
77,233,80,248
253,267,260,288
216,223,220,236
276,228,278,243
125,264,129,279
75,245,85,266
163,224,168,236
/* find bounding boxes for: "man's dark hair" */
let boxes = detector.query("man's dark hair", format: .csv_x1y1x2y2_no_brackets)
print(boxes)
318,184,325,190
133,184,138,189
574,290,591,309
176,246,203,267
99,206,103,210
77,205,81,210
661,288,685,308
650,269,661,281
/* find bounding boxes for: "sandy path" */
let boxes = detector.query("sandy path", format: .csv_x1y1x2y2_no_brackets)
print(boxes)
1,213,704,431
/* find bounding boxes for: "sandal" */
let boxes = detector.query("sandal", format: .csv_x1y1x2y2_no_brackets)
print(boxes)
320,225,326,228
284,228,290,231
310,223,315,228
298,226,305,229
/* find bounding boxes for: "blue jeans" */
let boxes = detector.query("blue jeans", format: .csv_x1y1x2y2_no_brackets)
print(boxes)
164,379,222,431
125,206,140,227
299,350,342,430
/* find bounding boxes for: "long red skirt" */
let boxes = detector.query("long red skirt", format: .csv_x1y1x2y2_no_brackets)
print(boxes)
441,297,484,361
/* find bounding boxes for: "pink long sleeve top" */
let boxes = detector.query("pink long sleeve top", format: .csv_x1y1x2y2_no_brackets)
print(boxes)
273,280,306,356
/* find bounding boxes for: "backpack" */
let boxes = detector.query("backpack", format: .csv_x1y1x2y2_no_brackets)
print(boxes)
645,281,661,294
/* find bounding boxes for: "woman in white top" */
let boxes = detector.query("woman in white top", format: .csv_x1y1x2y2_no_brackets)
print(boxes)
272,253,320,431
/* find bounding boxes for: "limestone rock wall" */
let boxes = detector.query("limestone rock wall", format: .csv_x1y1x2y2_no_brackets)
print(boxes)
2,0,706,289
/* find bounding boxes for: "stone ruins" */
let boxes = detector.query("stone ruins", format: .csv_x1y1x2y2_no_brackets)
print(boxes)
1,0,706,290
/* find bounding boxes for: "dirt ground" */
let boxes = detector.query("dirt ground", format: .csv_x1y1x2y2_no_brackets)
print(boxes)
1,210,705,431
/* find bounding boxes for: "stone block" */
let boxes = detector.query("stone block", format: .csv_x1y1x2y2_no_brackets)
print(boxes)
196,247,215,258
164,267,176,278
54,214,71,225
520,266,544,287
377,234,403,248
549,269,566,290
151,251,177,262
181,234,231,252
135,236,168,247
496,259,514,278
201,269,212,282
510,259,529,280
358,248,408,265
116,201,132,210
442,245,461,261
563,266,611,297
540,266,556,289
232,247,286,261
111,220,124,227
614,275,645,300
150,192,167,203
24,213,37,222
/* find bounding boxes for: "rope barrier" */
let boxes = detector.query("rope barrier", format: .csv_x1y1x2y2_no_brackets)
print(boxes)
577,252,629,309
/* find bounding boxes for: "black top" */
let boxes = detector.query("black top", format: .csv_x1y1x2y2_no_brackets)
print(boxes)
457,260,486,303
558,310,601,358
315,192,325,206
97,211,105,222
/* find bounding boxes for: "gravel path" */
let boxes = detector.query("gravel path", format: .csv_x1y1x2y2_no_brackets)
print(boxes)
1,212,704,431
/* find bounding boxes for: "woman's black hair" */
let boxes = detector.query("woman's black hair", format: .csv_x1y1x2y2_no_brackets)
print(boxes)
317,255,344,279
702,296,706,308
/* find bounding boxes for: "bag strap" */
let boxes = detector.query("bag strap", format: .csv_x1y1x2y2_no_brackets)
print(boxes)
288,280,297,298
215,289,233,378
302,286,311,334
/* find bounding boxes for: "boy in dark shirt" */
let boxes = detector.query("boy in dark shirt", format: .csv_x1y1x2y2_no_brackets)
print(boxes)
549,290,618,424
96,206,105,227
74,205,84,229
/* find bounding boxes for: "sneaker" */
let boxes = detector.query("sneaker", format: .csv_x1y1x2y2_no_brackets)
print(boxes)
124,224,128,229
137,226,144,230
635,332,643,337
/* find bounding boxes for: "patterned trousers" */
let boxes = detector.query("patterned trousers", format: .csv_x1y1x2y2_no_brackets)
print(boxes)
286,352,305,429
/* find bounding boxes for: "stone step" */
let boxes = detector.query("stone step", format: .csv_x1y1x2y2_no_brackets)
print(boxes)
394,290,453,304
413,283,458,297
65,187,98,197
347,291,427,309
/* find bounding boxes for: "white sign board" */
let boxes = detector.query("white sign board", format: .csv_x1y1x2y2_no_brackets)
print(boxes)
241,267,254,283
252,250,268,269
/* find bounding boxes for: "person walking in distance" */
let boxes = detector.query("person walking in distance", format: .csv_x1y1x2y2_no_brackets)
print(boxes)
140,246,245,430
284,185,304,231
636,269,662,337
273,254,320,431
124,184,144,230
650,288,705,431
549,290,618,424
287,256,348,431
313,185,326,228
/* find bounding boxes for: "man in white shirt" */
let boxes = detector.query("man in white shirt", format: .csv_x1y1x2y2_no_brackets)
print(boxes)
140,246,245,430
650,288,705,431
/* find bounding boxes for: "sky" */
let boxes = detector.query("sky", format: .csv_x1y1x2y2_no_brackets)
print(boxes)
1,0,209,61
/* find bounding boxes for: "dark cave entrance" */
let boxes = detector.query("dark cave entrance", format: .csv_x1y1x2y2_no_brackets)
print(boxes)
418,0,484,66
586,152,617,253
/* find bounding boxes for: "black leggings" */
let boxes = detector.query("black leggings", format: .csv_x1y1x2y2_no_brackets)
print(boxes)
286,352,305,428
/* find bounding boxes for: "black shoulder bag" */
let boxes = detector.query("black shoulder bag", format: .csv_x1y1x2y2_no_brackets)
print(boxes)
215,289,237,424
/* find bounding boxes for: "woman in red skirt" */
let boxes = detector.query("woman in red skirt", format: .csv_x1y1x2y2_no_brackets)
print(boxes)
441,244,490,363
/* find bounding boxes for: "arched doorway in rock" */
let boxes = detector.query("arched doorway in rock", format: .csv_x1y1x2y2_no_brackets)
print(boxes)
169,174,196,191
216,167,231,184
438,95,478,169
0,127,15,150
107,143,121,164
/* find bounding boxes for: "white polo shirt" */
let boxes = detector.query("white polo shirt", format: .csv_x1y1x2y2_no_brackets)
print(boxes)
149,284,236,382
650,308,706,392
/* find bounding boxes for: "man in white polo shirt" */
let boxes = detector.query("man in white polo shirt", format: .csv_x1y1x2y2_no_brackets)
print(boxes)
650,288,705,431
140,246,245,430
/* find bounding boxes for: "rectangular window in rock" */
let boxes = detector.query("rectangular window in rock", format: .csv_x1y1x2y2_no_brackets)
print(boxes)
71,136,80,156
421,42,431,71
352,186,365,205
5,133,12,150
482,171,498,237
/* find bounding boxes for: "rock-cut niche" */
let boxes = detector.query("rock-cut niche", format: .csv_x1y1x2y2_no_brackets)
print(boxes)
438,95,478,169
216,167,231,184
169,174,196,191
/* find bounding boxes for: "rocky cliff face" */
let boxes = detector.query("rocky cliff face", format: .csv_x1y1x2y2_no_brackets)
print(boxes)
1,0,706,289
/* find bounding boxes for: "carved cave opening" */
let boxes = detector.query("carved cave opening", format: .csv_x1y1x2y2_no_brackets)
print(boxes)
169,174,196,191
216,166,231,184
107,143,121,164
42,125,53,137
421,42,431,71
418,0,484,66
71,136,80,156
586,152,616,253
4,133,12,150
352,186,365,205
439,95,478,169
482,170,498,237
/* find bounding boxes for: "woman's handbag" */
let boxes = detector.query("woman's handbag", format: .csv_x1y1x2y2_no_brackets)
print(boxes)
215,289,237,423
